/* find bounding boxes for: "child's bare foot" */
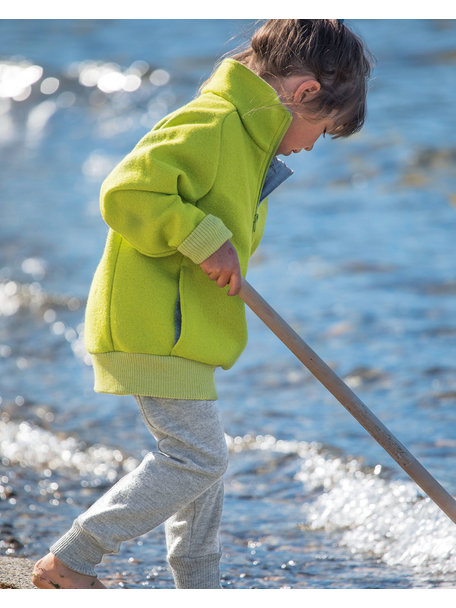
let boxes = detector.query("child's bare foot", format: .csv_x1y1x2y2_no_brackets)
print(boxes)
32,553,106,589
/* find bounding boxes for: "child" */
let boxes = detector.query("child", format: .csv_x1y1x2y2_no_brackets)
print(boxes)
33,19,372,589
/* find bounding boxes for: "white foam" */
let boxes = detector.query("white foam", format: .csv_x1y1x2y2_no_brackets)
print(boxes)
3,422,455,575
227,433,456,576
300,459,456,576
0,420,138,483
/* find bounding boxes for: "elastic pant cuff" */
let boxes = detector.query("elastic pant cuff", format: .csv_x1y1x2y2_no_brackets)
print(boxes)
50,521,105,578
168,553,221,589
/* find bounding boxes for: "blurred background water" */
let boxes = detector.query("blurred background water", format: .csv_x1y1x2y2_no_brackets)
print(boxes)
0,19,455,589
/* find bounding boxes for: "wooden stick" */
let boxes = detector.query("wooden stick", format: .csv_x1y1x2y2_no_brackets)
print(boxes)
239,278,456,525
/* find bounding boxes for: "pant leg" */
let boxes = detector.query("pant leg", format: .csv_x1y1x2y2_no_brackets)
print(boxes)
50,396,228,587
165,478,224,588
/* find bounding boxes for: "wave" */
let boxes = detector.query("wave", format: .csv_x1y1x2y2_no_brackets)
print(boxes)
300,459,456,576
2,417,456,576
0,419,139,485
226,433,456,577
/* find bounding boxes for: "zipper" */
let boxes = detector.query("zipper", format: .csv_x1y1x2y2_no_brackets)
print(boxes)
252,117,292,232
253,163,269,233
253,211,260,232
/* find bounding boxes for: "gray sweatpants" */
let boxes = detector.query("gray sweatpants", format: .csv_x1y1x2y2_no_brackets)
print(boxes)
50,396,229,588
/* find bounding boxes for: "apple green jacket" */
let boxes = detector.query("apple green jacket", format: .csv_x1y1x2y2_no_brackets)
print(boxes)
84,58,292,399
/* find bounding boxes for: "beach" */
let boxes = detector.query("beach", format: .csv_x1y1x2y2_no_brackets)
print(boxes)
1,19,456,588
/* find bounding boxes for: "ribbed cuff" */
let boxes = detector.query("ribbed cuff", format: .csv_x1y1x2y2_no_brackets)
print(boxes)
50,521,105,578
177,214,232,264
169,553,222,589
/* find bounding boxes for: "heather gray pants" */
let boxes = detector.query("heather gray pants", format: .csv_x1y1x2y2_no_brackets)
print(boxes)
50,396,229,588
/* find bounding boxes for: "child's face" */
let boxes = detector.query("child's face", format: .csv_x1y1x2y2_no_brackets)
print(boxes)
276,110,335,156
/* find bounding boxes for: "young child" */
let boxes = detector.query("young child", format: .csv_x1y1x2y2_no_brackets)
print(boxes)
33,19,371,589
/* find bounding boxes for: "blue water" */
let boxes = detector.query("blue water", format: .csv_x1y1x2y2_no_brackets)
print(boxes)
1,19,456,588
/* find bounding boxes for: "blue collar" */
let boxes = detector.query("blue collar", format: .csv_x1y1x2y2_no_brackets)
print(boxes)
260,156,293,202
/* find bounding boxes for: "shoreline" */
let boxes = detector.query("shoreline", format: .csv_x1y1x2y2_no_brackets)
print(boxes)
0,556,36,589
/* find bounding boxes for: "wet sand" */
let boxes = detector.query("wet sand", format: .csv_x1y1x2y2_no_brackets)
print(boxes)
0,556,36,589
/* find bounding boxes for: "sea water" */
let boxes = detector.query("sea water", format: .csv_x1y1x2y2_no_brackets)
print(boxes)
1,19,456,588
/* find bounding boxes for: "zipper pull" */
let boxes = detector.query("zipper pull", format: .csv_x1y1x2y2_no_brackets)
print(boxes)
253,212,259,232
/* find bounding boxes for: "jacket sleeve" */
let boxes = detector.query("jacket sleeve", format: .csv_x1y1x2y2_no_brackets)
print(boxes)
99,110,233,264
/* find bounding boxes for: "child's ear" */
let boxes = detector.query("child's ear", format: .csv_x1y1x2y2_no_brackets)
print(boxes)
293,79,321,103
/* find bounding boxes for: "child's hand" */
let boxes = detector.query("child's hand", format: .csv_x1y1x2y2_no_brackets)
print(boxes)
200,240,242,296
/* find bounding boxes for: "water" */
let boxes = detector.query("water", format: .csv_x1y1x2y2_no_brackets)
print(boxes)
1,19,456,588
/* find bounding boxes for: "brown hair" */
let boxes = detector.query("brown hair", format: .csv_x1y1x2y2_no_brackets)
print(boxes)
231,19,373,138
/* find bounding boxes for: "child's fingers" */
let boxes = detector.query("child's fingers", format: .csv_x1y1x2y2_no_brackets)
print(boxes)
199,240,242,295
227,270,242,296
207,268,241,296
216,271,232,289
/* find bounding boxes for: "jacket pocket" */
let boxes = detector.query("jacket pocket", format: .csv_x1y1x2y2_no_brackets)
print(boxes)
174,276,182,345
170,262,247,369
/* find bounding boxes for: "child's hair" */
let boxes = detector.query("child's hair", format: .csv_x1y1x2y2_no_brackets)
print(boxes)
231,19,373,138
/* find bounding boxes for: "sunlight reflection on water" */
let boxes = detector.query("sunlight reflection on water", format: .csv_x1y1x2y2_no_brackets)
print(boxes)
0,19,455,588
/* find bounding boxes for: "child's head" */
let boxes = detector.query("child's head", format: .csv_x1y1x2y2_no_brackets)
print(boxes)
233,19,373,139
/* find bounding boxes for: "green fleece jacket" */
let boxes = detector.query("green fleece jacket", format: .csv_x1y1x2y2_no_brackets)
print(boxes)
84,58,292,399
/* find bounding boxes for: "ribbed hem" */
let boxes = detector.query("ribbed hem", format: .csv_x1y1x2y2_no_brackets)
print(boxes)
177,214,232,264
91,352,218,400
169,553,221,589
50,522,105,578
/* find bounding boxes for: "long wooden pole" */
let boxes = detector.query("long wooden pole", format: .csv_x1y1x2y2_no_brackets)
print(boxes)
239,278,456,525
